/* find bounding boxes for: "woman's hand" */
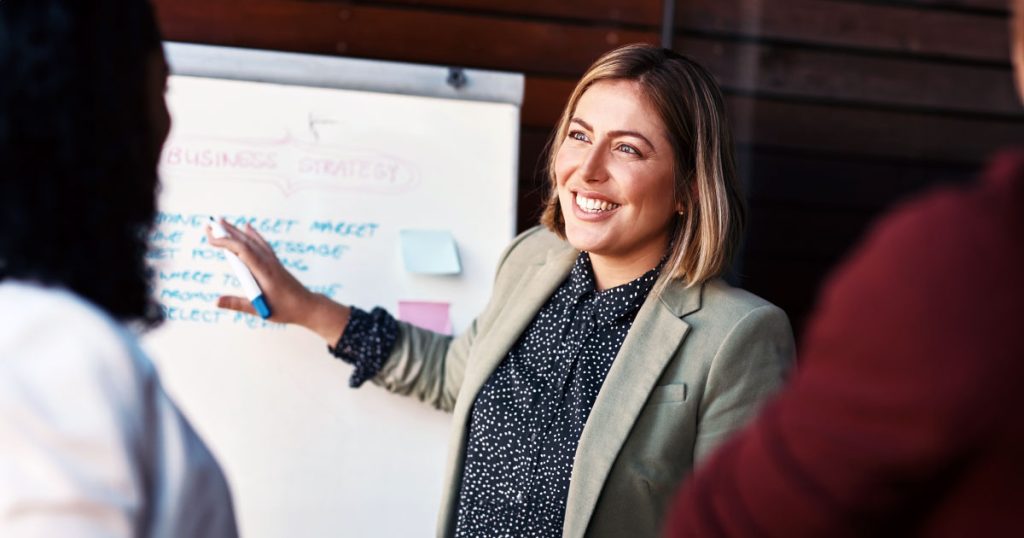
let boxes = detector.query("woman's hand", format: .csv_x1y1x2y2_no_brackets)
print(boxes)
205,219,351,344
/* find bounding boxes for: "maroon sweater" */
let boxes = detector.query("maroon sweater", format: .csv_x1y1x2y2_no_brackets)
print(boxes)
665,150,1024,537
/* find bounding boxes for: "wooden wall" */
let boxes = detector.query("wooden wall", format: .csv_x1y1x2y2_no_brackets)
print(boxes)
152,0,1022,336
674,0,1021,332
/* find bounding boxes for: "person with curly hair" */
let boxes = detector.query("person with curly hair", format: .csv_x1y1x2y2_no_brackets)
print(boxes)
0,1,237,535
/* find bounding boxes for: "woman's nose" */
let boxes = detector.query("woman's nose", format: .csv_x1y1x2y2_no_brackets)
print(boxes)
579,145,609,183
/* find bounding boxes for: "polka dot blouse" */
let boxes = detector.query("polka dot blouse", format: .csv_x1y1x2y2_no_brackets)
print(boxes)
331,252,660,537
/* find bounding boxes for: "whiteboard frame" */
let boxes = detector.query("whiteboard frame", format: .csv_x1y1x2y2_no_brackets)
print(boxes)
164,42,525,107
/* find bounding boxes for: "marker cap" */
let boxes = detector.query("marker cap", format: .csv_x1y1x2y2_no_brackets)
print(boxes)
251,295,272,319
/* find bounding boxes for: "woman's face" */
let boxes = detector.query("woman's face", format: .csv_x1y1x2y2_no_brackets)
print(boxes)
554,79,678,265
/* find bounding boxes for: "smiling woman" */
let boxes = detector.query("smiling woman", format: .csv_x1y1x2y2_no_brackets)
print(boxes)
210,43,794,538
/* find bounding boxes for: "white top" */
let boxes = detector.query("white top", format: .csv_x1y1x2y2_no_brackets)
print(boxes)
0,281,237,537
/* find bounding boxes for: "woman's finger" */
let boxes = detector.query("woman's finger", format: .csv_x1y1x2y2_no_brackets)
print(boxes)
219,219,245,239
205,226,269,278
208,220,315,325
206,226,248,257
243,223,276,257
217,295,258,316
220,219,261,253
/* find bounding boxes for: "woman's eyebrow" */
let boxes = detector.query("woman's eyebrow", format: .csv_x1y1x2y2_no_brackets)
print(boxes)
571,117,655,149
569,116,655,148
607,129,654,149
570,117,592,131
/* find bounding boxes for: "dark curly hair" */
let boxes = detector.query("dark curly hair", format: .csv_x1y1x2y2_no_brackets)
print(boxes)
0,0,164,327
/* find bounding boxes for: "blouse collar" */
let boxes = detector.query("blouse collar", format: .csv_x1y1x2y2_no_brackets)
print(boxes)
565,252,662,324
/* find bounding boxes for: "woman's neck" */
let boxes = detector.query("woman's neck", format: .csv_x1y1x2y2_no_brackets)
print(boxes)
588,238,669,291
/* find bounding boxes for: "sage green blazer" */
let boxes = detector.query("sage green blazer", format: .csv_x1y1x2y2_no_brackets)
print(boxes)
371,226,795,537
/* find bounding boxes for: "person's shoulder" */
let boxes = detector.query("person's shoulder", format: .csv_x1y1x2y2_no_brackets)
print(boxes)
669,279,793,355
0,281,146,381
662,279,794,378
495,225,572,272
0,281,124,338
698,279,784,322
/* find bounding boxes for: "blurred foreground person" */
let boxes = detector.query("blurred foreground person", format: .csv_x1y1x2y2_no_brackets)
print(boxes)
664,1,1024,536
0,1,237,536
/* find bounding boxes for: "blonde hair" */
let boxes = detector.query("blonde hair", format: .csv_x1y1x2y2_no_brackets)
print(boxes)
540,44,745,291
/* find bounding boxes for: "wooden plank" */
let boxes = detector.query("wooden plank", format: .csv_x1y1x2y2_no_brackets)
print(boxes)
523,77,575,128
349,0,662,26
742,149,979,210
517,127,557,231
677,36,1022,117
153,0,658,77
864,0,1008,12
677,0,1011,63
519,127,554,188
729,95,1024,163
746,204,896,260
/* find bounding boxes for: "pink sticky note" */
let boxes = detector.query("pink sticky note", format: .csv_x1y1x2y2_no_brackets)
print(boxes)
398,301,453,335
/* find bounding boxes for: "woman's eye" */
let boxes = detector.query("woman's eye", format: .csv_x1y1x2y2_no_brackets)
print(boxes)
617,144,641,156
568,130,590,143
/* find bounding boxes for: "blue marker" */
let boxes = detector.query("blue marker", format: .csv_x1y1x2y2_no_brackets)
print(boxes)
208,217,272,319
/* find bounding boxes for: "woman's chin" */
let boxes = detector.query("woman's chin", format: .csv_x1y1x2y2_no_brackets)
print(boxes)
564,226,609,254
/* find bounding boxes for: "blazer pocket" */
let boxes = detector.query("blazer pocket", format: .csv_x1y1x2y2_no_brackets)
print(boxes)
645,383,687,405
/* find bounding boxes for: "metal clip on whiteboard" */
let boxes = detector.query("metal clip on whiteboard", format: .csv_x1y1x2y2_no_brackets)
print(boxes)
447,67,468,90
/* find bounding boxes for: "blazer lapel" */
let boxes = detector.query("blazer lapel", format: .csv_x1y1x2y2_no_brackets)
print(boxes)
563,281,703,537
455,246,578,409
438,245,579,536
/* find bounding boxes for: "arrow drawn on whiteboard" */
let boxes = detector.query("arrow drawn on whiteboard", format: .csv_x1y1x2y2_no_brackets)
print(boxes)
308,113,338,142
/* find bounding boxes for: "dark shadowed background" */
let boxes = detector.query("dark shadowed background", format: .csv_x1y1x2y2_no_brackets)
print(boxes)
152,0,1023,338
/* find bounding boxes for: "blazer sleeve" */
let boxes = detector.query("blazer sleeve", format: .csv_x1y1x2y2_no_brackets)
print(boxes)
693,303,795,464
369,319,471,413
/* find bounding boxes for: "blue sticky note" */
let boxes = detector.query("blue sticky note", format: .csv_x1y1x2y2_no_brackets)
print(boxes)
399,229,462,275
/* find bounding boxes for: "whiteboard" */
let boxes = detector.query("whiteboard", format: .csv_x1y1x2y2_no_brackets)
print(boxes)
141,43,522,537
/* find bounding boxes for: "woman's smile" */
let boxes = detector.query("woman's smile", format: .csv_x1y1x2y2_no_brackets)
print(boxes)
572,190,622,219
